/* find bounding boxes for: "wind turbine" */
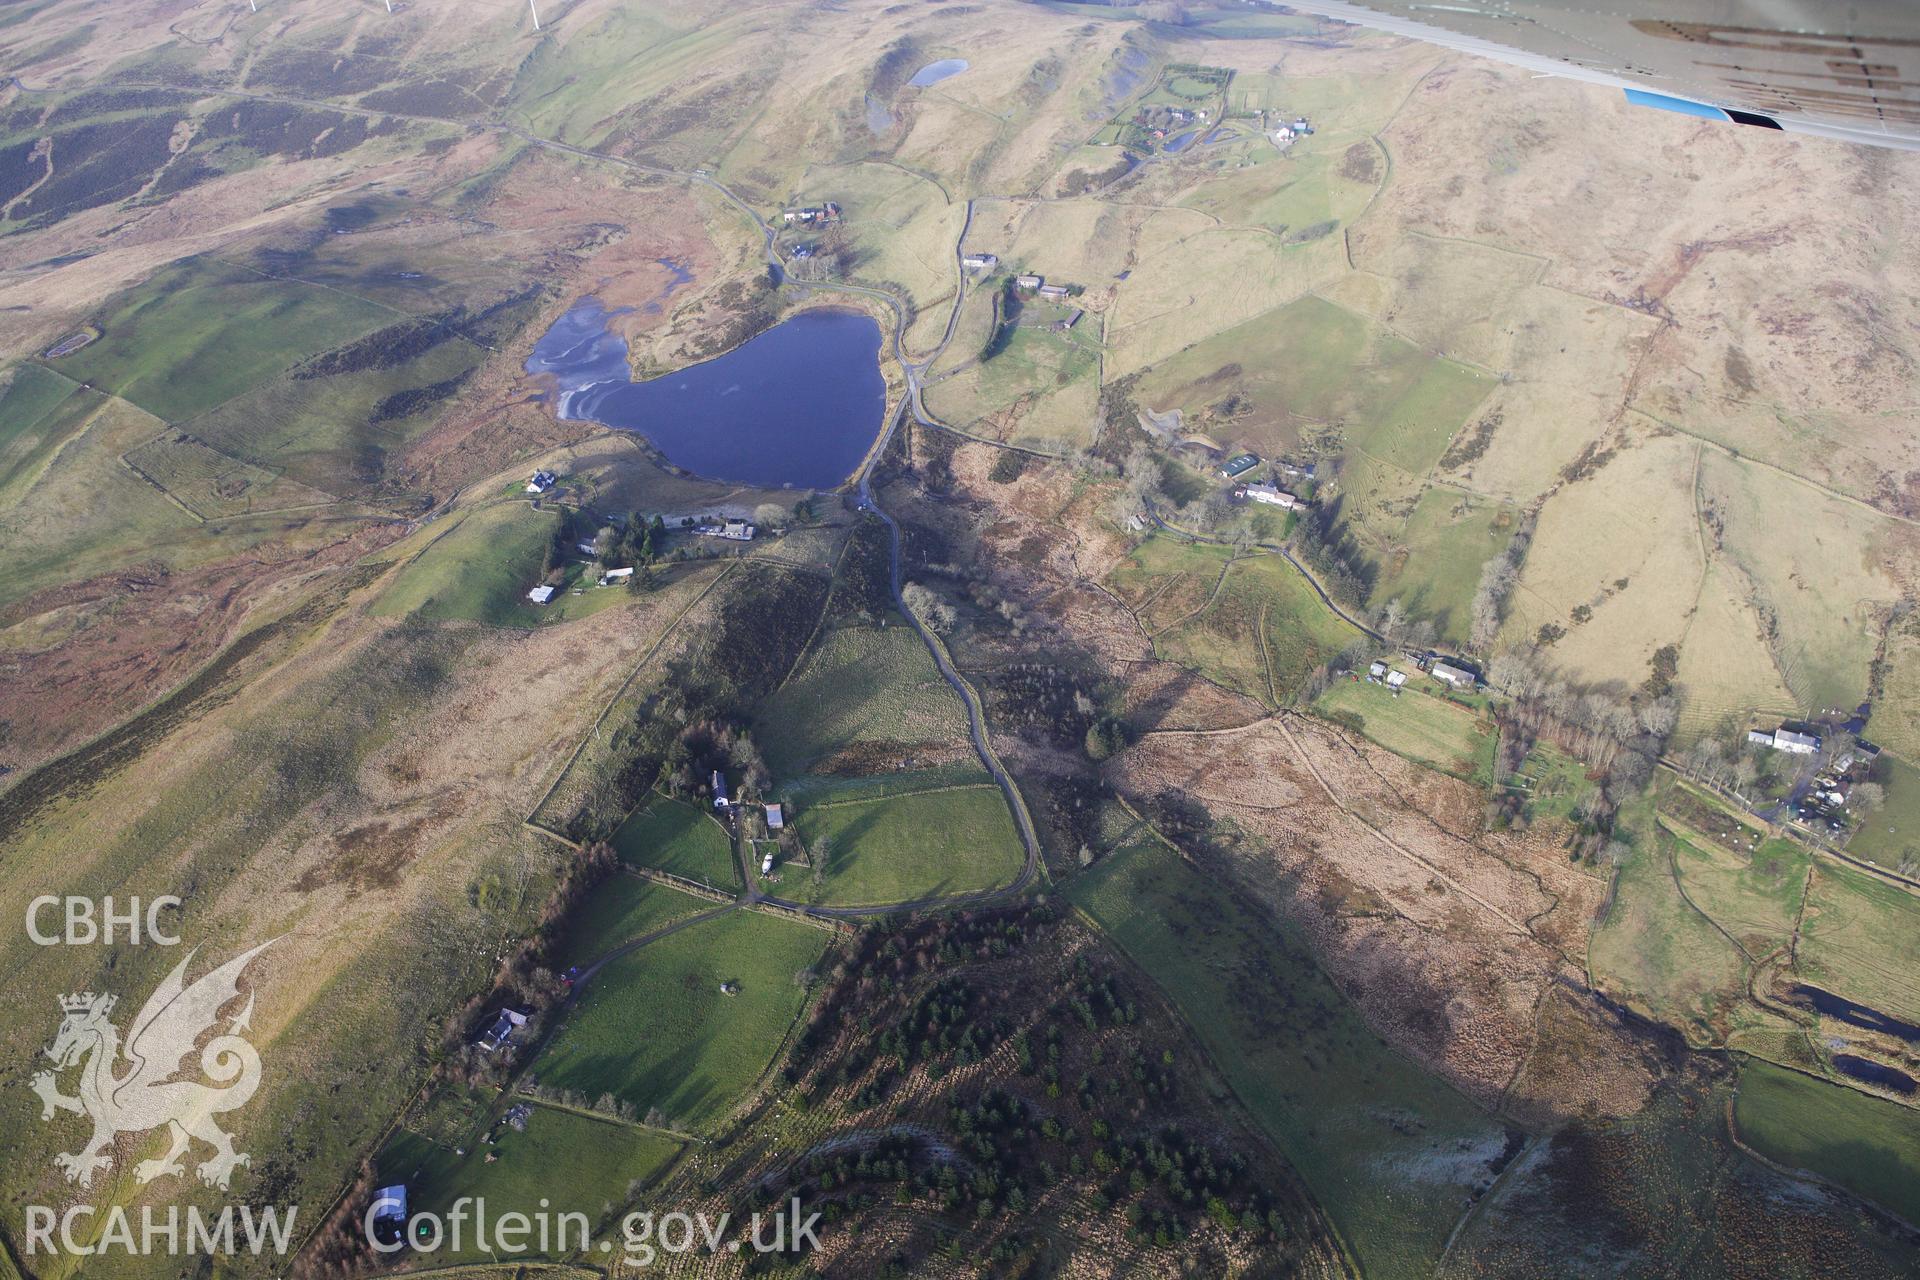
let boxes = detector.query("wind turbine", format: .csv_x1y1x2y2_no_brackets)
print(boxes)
529,0,541,30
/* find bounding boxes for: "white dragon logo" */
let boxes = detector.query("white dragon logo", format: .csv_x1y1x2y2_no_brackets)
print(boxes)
31,940,273,1191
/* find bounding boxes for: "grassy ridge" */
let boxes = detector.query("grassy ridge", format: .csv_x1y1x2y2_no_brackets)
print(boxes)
55,257,392,422
372,503,561,627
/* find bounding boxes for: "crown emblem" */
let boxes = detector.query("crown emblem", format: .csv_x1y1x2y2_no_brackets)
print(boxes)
59,992,115,1015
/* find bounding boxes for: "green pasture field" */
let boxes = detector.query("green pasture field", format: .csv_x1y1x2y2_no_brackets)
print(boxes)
1845,753,1920,873
786,779,1023,906
1367,487,1515,642
1795,862,1920,1028
1314,678,1496,784
922,320,1102,450
757,623,971,775
1066,840,1505,1280
372,502,634,629
1666,830,1808,958
1146,549,1363,705
183,331,488,495
54,257,392,422
0,390,280,607
533,909,829,1134
611,797,739,892
1734,1060,1920,1225
1175,144,1377,239
772,760,993,806
120,432,335,519
556,874,716,971
1131,294,1489,473
379,1101,681,1261
1589,826,1749,1045
0,363,83,486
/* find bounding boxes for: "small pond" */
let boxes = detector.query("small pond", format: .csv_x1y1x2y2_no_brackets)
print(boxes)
1793,984,1920,1044
526,299,887,490
909,58,969,87
1833,1054,1918,1094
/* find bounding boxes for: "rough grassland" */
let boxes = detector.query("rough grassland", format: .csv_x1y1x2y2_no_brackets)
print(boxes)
0,392,203,606
557,873,715,971
380,1103,681,1261
372,502,574,628
1589,828,1748,1045
1503,431,1702,687
923,321,1102,451
1735,1060,1920,1225
1366,487,1514,642
0,363,83,493
611,796,739,893
120,433,336,519
534,910,828,1134
1795,863,1920,1027
757,623,970,776
185,333,488,495
1698,450,1902,712
1141,549,1362,705
53,257,391,422
1845,754,1920,873
788,780,1023,906
1315,678,1496,785
1066,840,1505,1280
1130,294,1488,472
1106,223,1347,378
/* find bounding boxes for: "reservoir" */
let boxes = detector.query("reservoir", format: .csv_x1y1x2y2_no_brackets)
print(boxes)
527,300,888,490
909,58,969,87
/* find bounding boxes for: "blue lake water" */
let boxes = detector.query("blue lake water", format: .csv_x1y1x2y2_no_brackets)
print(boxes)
526,299,887,490
909,58,969,87
1164,129,1200,153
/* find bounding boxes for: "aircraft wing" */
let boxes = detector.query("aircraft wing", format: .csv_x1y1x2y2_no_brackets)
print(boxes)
1275,1,1920,151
